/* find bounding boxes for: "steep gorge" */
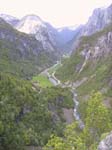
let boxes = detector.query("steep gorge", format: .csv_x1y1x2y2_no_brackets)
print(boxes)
56,24,112,102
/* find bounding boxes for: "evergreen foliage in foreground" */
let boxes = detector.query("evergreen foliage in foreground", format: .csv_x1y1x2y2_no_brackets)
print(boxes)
0,73,73,150
44,92,112,150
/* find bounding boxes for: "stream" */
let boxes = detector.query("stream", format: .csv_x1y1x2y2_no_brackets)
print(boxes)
45,63,84,129
71,89,84,129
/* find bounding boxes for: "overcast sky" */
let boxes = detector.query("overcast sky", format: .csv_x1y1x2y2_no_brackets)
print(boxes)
0,0,111,27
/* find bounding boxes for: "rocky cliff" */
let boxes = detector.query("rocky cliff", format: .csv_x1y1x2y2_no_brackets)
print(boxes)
0,18,60,78
71,4,112,52
98,132,112,150
82,4,112,35
56,24,112,101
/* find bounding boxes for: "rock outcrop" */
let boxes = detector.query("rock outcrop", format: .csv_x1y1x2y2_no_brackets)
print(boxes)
0,18,60,77
82,4,112,35
98,132,112,150
71,4,112,52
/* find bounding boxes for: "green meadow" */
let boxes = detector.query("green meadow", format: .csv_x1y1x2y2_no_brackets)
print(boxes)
32,74,53,88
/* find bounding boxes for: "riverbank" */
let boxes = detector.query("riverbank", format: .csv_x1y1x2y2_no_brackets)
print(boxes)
44,63,84,129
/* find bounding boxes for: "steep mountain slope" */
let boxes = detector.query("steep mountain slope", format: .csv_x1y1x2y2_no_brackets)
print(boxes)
64,25,84,53
70,4,112,53
15,15,83,49
56,24,112,100
0,14,19,26
1,4,112,55
0,14,62,53
0,18,60,78
82,4,112,35
15,15,44,34
57,25,83,53
15,15,63,50
1,14,83,53
98,131,112,150
57,25,80,44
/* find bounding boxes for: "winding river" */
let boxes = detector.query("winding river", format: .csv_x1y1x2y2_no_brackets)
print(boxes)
71,89,84,129
45,62,84,129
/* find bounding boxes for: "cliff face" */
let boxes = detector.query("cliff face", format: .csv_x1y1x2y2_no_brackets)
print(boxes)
70,4,112,53
98,132,112,150
15,15,62,51
82,4,112,35
79,27,112,61
0,18,60,78
56,25,112,100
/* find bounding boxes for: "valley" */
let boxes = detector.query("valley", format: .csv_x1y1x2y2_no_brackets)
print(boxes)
0,2,112,150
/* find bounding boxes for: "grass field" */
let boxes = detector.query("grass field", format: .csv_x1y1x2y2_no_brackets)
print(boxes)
32,74,53,88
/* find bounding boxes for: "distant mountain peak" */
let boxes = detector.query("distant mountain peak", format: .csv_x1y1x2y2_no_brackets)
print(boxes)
58,25,79,32
20,14,42,22
15,14,45,34
82,3,112,35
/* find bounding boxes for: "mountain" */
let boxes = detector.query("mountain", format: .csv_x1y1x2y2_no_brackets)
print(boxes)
15,15,44,34
57,25,79,44
15,15,82,46
69,4,112,53
0,3,112,150
56,24,112,100
51,4,112,149
56,25,84,54
1,4,112,56
0,14,19,26
0,14,62,53
15,15,61,50
1,14,82,53
15,15,67,53
0,15,75,150
0,18,60,78
35,22,61,51
64,25,84,53
15,14,85,53
81,4,112,36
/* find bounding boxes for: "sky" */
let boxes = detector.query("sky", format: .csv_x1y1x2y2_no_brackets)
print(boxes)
0,0,111,27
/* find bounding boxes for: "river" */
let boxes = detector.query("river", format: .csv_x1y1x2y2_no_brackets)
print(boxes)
71,89,84,129
45,63,84,129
